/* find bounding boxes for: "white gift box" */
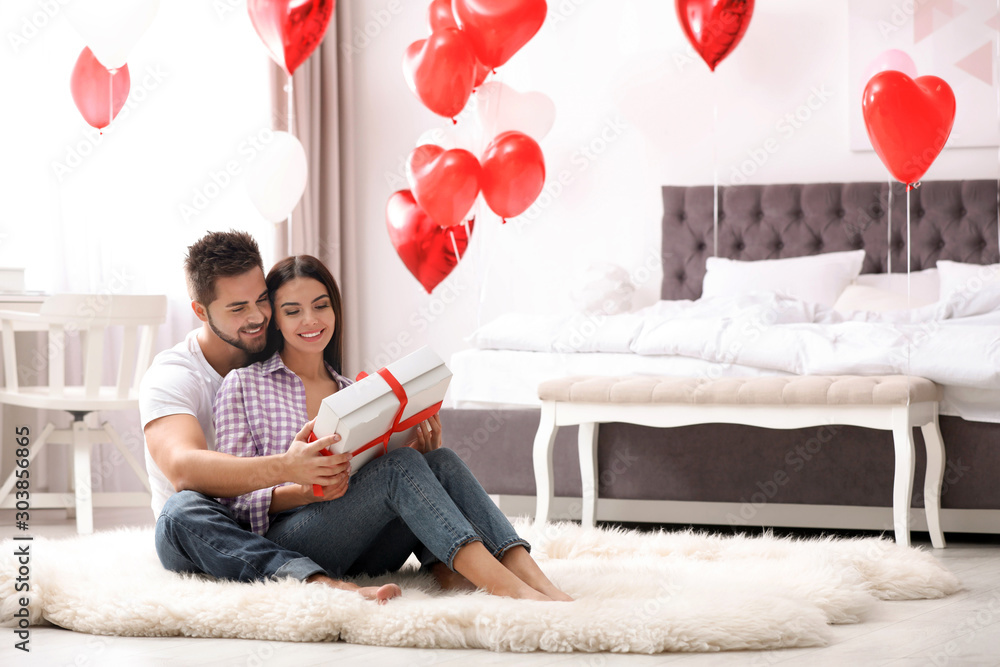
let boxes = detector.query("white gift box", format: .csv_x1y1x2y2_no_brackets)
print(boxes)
313,345,452,475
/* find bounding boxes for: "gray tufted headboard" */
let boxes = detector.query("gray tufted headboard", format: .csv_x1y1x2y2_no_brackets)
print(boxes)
660,180,1000,300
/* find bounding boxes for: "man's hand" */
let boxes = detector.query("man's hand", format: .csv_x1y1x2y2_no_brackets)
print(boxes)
281,419,352,486
412,414,443,454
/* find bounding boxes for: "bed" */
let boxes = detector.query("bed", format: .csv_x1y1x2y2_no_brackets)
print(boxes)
439,180,1000,534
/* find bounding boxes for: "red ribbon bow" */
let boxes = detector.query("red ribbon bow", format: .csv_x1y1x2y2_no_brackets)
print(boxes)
309,367,443,496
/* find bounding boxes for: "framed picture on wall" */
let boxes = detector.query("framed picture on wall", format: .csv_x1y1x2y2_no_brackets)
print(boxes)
848,0,999,150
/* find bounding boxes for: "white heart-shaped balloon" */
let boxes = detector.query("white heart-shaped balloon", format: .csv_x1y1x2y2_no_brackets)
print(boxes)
64,0,160,70
475,81,556,143
244,132,309,224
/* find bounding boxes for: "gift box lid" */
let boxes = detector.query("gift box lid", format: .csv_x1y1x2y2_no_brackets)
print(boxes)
314,346,451,455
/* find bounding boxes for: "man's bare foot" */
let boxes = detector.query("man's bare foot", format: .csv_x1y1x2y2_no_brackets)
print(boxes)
307,574,402,605
431,562,478,592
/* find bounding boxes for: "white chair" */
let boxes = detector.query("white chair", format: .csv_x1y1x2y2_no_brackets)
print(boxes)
0,294,166,533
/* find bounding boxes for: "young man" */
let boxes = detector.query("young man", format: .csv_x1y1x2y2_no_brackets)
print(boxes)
140,231,399,603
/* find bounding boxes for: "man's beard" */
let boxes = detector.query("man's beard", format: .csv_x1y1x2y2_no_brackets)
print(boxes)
207,314,268,354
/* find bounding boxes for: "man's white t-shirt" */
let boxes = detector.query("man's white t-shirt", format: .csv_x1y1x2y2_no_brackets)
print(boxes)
139,329,223,517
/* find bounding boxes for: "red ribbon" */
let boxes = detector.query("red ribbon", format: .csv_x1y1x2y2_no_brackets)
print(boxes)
309,367,442,496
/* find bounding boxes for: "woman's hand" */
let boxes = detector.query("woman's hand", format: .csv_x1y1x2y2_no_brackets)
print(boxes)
305,469,350,502
412,414,443,454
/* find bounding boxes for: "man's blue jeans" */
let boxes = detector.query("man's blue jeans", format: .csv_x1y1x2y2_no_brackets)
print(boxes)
266,447,530,577
155,447,527,581
155,491,326,582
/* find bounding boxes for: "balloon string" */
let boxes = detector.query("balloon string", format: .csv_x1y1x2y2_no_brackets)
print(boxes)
906,185,912,303
476,198,489,322
712,83,719,257
906,184,911,377
448,227,461,264
286,73,295,253
886,179,892,275
102,67,115,135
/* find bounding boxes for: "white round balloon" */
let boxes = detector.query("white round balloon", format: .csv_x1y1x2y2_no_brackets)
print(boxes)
244,132,309,224
64,0,161,70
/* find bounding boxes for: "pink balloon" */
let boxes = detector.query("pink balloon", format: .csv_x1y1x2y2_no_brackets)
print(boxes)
863,49,918,85
70,47,130,129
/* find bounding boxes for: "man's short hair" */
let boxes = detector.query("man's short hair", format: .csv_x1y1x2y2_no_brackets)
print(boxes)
184,231,264,305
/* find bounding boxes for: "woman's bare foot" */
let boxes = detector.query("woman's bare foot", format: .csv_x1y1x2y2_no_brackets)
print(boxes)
501,547,574,602
307,574,402,605
431,562,477,592
357,583,402,604
451,542,555,601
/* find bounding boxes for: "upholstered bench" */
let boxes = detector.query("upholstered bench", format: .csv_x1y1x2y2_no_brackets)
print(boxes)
532,375,947,548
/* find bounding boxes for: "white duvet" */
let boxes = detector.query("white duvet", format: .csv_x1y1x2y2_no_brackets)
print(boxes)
469,293,1000,391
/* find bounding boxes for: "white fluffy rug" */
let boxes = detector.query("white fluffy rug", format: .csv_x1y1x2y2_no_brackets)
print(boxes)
0,520,960,653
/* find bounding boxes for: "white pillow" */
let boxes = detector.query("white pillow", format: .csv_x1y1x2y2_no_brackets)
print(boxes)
833,284,917,313
936,260,1000,317
467,313,566,351
855,268,939,306
701,250,865,307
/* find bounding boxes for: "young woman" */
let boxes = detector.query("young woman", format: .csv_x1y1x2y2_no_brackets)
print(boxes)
214,255,572,602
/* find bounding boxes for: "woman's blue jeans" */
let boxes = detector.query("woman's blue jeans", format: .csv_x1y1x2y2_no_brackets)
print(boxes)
266,447,529,577
155,447,528,581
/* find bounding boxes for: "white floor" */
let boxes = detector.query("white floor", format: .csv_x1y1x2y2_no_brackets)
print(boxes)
2,508,999,666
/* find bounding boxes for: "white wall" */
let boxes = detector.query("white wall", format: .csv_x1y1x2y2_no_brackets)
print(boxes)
340,0,998,377
0,0,273,490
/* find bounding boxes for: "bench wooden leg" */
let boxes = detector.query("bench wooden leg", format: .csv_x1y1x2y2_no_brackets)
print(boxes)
578,422,599,528
891,409,915,547
920,410,947,549
533,402,558,525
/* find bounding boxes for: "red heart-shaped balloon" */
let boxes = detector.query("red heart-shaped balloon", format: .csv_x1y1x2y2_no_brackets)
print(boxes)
675,0,754,72
70,47,130,130
472,59,491,89
247,0,335,76
452,0,547,69
428,0,459,31
407,145,482,228
480,131,545,221
386,190,475,293
403,28,477,119
862,71,956,185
